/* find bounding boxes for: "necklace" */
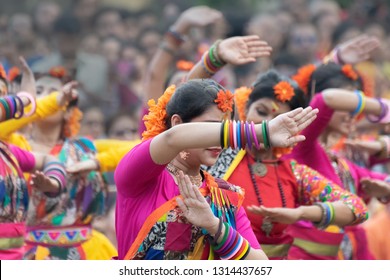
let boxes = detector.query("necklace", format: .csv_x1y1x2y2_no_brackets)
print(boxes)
166,163,203,187
247,157,287,237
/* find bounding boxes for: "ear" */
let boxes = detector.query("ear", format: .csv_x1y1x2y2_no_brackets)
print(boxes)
171,114,183,127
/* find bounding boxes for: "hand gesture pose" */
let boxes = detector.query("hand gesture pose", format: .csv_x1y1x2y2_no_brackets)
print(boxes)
247,205,301,224
218,35,272,65
360,178,390,198
336,34,380,64
268,106,319,147
30,170,61,194
176,171,219,234
57,81,78,107
19,56,36,97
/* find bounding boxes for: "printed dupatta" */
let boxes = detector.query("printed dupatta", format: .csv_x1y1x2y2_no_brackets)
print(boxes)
27,138,107,227
0,141,28,223
125,172,244,260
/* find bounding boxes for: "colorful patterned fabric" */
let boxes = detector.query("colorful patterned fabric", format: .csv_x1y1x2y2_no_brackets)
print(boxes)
127,173,244,260
290,160,368,225
25,226,92,247
23,229,117,260
0,141,28,223
26,137,108,227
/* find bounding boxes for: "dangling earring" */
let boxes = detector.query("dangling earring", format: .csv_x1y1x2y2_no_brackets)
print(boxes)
180,151,190,160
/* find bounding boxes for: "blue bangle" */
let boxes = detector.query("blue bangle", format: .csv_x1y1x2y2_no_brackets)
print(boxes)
237,121,241,149
351,90,363,116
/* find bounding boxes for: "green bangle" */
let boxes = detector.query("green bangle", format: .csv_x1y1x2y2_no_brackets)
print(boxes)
262,120,270,149
209,45,224,68
213,222,229,250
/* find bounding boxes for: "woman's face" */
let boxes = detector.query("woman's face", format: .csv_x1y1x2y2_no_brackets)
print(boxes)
108,115,138,141
245,97,291,124
181,105,226,167
36,76,65,124
328,111,353,136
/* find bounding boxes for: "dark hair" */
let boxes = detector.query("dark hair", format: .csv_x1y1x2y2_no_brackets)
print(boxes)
165,79,228,128
331,21,360,47
309,63,363,93
248,70,307,110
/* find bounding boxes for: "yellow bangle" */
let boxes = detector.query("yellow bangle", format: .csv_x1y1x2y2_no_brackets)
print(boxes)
224,120,229,148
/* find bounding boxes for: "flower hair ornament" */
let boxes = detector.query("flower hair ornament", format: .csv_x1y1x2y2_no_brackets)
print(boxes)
234,87,252,121
0,64,7,81
214,89,234,116
176,60,194,72
8,67,21,82
291,64,316,95
273,81,295,102
49,66,68,80
341,64,358,81
142,85,176,141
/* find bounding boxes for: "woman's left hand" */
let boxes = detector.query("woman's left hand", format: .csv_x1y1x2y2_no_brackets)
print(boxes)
247,205,301,224
176,171,219,234
30,171,60,193
218,35,272,65
268,106,319,147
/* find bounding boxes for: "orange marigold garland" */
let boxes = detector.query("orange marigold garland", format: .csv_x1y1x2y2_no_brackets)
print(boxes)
63,107,83,138
234,87,252,121
342,64,358,80
214,89,234,113
8,67,21,82
273,81,295,102
291,64,316,95
142,85,176,141
176,60,194,71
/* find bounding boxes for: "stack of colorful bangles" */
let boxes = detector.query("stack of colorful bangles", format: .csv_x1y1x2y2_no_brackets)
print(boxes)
42,161,67,197
367,98,390,123
210,218,251,260
202,40,225,76
313,202,335,230
220,120,271,150
0,92,36,121
350,90,366,117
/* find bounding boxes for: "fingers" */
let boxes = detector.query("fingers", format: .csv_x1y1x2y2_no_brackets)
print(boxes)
18,56,30,70
286,107,304,118
286,135,306,146
176,197,188,213
177,171,189,199
297,113,317,131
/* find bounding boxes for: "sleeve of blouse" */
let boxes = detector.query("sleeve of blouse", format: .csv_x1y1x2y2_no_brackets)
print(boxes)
96,144,138,173
114,138,166,198
94,139,140,153
8,144,36,172
290,160,368,225
235,207,261,250
294,93,335,153
0,92,63,141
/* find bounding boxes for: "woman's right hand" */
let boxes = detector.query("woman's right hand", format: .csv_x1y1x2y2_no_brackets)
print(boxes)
19,56,36,98
56,81,78,107
267,106,319,147
173,6,223,33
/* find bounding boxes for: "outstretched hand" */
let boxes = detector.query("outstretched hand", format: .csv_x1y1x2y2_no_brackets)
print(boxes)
30,171,60,194
337,34,380,65
19,56,36,98
66,159,99,176
177,6,223,29
344,139,382,156
360,178,390,198
57,81,78,107
247,205,301,224
176,171,219,233
218,35,272,65
268,106,319,147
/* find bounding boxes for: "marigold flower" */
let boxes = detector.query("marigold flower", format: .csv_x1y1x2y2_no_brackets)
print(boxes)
214,89,234,113
234,87,252,121
342,64,358,80
291,64,316,95
273,81,295,102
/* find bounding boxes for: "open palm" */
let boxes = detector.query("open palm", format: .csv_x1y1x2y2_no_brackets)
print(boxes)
176,171,218,231
268,107,318,147
337,34,380,65
219,35,272,65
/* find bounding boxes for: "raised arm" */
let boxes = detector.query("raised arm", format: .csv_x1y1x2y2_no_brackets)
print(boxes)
143,6,223,104
187,35,272,80
150,107,317,164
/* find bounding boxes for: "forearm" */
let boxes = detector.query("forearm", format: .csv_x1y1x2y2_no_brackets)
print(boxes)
298,202,355,227
151,122,266,164
144,19,189,103
322,89,381,116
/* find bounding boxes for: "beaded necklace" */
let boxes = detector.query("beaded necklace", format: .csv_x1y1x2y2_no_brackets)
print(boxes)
166,163,203,187
246,156,287,236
